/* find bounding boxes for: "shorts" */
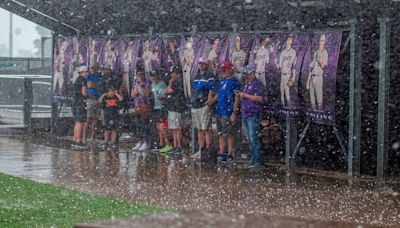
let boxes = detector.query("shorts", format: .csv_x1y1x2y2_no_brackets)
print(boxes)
191,106,211,130
86,98,100,118
168,111,183,129
104,110,120,131
216,116,239,138
73,103,86,123
152,109,167,123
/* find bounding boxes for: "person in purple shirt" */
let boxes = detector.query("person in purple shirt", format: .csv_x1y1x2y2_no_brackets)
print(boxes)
131,69,153,151
238,65,265,168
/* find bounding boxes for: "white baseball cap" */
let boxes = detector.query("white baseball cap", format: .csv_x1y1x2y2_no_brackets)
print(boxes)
78,65,88,72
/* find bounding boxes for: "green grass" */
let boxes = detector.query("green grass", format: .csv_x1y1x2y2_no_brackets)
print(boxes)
0,173,170,227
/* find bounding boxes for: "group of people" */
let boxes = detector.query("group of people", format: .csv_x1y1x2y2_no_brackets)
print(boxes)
72,56,266,168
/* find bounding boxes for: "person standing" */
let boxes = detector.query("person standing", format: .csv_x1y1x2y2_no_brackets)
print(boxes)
72,65,89,148
238,65,265,168
83,64,102,144
131,69,153,151
165,66,187,154
213,60,240,163
191,57,216,159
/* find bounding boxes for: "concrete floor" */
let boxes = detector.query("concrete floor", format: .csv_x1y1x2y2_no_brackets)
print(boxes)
0,135,399,227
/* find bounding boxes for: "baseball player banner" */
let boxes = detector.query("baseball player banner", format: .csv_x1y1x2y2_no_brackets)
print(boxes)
228,34,256,82
52,38,74,101
122,38,141,95
99,38,124,74
139,37,162,79
178,35,207,99
161,36,182,71
88,37,104,68
204,35,230,77
301,32,342,125
70,38,88,84
261,33,309,119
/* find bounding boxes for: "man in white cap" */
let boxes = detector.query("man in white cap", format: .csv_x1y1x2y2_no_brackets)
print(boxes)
306,34,328,111
191,56,216,159
72,65,89,148
183,37,195,99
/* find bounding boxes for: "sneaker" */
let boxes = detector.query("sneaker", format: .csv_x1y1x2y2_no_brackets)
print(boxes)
173,148,182,155
217,154,225,163
191,150,202,159
221,154,228,163
110,143,119,150
132,142,143,151
226,155,234,162
160,145,173,153
72,141,88,149
138,143,149,151
250,163,264,169
99,141,109,149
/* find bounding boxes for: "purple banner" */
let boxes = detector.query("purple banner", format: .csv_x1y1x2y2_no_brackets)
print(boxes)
161,36,181,70
53,38,73,100
122,39,141,95
228,34,256,81
261,33,309,119
138,37,162,79
301,32,342,125
203,35,229,77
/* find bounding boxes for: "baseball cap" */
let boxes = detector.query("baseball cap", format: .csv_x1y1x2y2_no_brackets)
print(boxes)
198,57,208,64
103,63,112,69
78,65,88,72
242,65,255,75
221,60,233,69
169,65,182,74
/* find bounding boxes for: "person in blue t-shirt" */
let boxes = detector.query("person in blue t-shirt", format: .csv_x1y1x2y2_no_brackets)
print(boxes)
190,57,216,159
83,63,103,143
212,60,241,163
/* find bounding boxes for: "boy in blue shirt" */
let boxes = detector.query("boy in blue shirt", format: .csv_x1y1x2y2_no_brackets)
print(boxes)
83,64,103,143
213,61,241,162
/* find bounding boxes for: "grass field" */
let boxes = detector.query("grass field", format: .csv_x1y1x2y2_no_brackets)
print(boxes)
0,173,169,227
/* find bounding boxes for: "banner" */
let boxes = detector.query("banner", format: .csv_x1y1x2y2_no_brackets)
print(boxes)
301,32,342,125
52,32,343,126
122,39,141,94
53,38,73,100
260,33,309,119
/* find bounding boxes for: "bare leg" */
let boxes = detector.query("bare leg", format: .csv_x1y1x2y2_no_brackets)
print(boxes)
104,130,111,143
198,129,205,150
172,130,178,148
205,129,213,148
227,135,234,156
177,129,182,148
111,130,118,143
76,122,85,143
91,118,98,140
219,137,226,154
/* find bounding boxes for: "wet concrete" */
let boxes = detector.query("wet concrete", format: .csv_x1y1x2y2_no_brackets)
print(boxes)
0,135,399,227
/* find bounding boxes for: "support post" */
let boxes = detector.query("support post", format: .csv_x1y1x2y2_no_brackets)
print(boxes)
348,19,362,177
285,21,297,169
50,33,57,134
24,78,33,135
377,17,390,182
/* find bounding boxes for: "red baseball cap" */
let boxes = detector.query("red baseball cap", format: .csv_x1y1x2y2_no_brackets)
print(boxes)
220,60,233,69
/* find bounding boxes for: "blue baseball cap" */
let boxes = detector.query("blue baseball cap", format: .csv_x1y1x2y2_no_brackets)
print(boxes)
242,65,255,75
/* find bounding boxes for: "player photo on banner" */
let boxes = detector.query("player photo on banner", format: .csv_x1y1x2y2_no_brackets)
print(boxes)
53,38,73,100
88,37,103,67
99,38,123,74
301,32,342,125
261,33,309,119
178,35,206,99
228,34,256,82
203,35,229,77
161,36,181,70
70,38,88,84
138,37,162,79
122,38,141,95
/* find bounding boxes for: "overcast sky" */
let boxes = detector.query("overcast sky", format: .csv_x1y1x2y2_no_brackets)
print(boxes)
0,7,51,57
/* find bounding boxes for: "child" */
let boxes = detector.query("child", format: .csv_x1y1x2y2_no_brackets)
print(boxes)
72,65,88,148
98,86,124,149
